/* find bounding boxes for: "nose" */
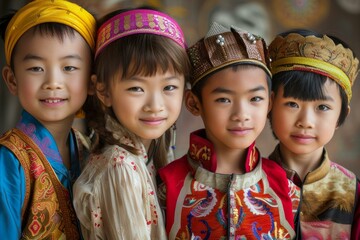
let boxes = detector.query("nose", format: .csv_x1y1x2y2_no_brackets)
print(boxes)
42,69,63,90
296,108,315,129
230,101,250,122
143,91,164,113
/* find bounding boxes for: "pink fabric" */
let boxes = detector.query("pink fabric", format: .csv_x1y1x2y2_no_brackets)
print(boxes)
95,9,186,57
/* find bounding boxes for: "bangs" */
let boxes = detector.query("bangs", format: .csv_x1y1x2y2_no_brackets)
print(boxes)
32,22,76,42
95,34,190,85
273,71,329,101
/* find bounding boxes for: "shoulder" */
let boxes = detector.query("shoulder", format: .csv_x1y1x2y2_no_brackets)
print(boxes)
78,145,143,183
329,161,357,179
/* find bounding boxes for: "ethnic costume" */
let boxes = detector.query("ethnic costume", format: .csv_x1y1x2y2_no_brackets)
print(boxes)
159,129,299,239
0,111,88,239
73,115,166,240
268,32,360,239
270,146,360,239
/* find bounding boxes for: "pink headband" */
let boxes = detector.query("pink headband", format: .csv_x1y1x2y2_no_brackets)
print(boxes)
95,9,186,58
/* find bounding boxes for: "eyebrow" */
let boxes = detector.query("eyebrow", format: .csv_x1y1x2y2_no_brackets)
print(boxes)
126,75,180,82
23,54,83,61
211,85,267,94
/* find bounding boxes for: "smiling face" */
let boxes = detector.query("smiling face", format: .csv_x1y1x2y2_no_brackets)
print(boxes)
187,65,271,152
98,69,185,142
270,79,342,156
3,28,92,127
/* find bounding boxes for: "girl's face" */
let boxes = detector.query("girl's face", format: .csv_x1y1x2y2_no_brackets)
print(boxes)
187,66,271,152
3,29,92,127
271,79,342,156
99,69,185,142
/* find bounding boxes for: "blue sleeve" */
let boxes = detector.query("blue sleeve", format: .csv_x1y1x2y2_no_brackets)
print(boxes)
0,146,26,239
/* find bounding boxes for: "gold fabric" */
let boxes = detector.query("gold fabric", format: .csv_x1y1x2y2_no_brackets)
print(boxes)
5,0,96,65
269,33,359,102
0,129,80,239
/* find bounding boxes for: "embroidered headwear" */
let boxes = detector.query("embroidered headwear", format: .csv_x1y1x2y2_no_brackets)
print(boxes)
187,22,271,87
95,9,186,58
4,0,96,65
269,33,359,102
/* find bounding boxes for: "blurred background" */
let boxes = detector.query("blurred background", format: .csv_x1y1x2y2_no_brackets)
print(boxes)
1,0,360,176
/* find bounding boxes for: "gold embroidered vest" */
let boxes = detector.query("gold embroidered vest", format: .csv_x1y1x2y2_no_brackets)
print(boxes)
0,128,80,239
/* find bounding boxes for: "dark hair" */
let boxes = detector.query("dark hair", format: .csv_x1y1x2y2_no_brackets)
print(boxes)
271,29,351,127
191,64,272,102
85,8,191,169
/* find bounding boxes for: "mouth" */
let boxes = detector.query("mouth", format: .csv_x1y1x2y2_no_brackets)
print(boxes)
40,98,67,105
140,117,167,126
228,127,252,135
291,133,316,143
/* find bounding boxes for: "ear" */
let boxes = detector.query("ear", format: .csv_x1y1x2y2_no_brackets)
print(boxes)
2,66,18,95
87,74,97,95
95,81,112,107
185,89,201,116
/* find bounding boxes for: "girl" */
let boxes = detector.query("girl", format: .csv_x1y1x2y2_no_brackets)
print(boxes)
73,8,190,239
268,29,360,239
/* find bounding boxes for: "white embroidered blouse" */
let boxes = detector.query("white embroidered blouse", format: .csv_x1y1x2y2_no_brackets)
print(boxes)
73,117,166,239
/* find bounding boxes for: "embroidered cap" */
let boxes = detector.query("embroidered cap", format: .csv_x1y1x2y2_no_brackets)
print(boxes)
187,22,271,87
95,9,186,58
269,33,359,102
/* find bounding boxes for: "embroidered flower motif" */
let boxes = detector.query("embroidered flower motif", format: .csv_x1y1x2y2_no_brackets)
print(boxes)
91,206,102,228
112,147,127,167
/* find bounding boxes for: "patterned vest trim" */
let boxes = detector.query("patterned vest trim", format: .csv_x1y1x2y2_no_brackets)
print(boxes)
0,128,80,239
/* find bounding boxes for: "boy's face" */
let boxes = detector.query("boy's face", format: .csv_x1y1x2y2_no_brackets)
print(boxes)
186,66,271,151
270,79,342,156
3,29,92,126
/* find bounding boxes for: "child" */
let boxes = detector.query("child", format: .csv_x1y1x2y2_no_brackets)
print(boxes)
158,22,299,239
72,8,190,239
0,0,95,239
268,29,360,239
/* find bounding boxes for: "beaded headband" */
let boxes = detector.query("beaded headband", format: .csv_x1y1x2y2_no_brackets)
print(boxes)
95,9,186,58
187,22,271,87
4,0,96,65
269,33,359,102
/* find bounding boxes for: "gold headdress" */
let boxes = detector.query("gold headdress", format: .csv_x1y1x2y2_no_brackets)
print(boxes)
269,33,359,102
4,0,96,65
187,22,271,87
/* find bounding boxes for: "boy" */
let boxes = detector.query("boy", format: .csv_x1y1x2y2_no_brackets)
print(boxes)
158,22,299,239
0,0,95,238
268,29,360,239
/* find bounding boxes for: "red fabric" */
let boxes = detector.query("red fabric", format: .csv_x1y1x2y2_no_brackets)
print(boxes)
261,158,295,229
158,156,190,234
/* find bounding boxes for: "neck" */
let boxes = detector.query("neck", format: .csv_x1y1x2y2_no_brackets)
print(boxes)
214,147,247,174
43,120,73,169
279,144,324,181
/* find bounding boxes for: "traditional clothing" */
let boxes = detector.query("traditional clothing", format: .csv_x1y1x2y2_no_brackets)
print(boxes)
158,129,299,239
269,145,360,239
0,110,87,239
73,116,166,240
